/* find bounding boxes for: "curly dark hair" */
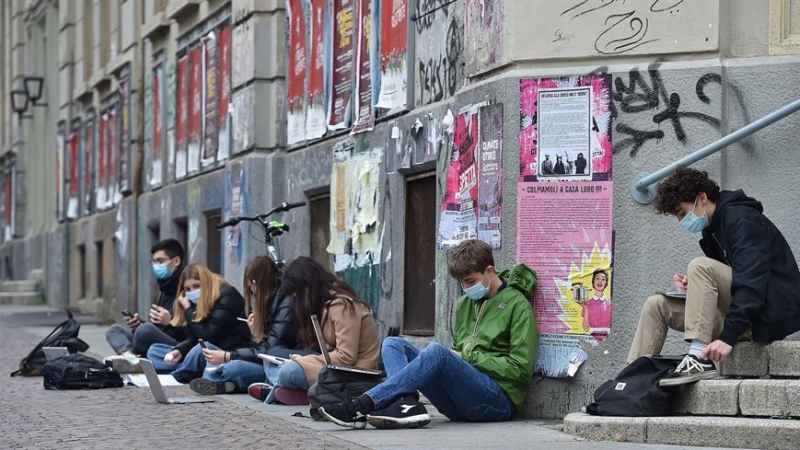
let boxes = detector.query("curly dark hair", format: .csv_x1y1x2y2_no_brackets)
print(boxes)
654,167,721,215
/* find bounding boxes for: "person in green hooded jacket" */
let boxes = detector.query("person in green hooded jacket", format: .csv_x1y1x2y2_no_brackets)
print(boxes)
319,239,539,430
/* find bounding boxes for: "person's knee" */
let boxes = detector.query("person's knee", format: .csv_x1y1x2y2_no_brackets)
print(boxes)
642,295,666,315
277,361,304,386
105,324,124,338
381,337,405,352
423,342,448,357
133,322,158,340
687,257,715,275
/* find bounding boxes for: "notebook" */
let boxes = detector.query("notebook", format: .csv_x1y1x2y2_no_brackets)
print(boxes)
139,358,214,404
311,314,382,376
257,354,289,366
42,347,69,361
657,290,687,299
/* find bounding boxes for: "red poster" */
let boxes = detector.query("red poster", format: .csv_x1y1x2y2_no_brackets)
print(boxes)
376,0,408,110
218,24,231,160
188,46,202,172
99,114,107,187
176,56,188,178
203,33,218,163
351,0,374,134
69,132,79,198
306,0,326,139
108,109,117,183
328,0,355,130
287,0,307,145
84,119,93,208
153,71,162,162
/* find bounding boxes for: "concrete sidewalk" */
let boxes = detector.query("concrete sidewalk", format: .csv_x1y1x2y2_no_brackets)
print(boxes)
2,305,755,450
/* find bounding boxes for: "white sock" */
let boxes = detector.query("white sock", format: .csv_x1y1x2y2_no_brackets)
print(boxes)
688,340,708,358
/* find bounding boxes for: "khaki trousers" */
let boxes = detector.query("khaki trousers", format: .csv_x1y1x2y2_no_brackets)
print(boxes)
627,257,733,363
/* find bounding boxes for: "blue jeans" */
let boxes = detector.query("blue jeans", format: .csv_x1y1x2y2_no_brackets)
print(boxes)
367,338,514,422
204,359,265,392
147,342,219,382
265,360,309,404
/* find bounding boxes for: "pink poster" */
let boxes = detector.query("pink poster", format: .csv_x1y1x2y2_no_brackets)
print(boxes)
519,75,612,182
517,75,614,378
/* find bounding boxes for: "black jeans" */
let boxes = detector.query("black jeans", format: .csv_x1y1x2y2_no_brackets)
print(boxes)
105,322,178,356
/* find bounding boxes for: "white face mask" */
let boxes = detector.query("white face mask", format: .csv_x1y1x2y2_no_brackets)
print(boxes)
463,272,490,301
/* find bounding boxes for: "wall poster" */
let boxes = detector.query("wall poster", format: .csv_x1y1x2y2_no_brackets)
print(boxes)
287,0,308,145
203,31,219,166
375,0,407,111
306,0,327,140
176,56,189,179
517,74,614,378
188,46,203,174
327,0,355,130
218,24,231,161
350,0,376,134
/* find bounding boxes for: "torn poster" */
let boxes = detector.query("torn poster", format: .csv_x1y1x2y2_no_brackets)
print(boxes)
375,0,408,111
327,142,382,271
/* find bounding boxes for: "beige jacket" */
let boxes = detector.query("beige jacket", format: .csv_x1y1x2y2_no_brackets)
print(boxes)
293,297,380,386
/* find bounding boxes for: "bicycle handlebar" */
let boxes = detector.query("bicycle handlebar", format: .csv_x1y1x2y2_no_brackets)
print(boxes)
216,201,306,230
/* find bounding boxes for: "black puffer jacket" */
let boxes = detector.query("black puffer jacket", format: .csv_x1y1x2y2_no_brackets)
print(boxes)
699,190,800,345
153,269,186,342
230,286,302,363
173,285,252,356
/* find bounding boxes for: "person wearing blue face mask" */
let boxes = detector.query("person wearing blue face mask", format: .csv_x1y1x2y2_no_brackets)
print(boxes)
628,167,800,387
104,239,187,372
319,239,538,430
146,263,251,379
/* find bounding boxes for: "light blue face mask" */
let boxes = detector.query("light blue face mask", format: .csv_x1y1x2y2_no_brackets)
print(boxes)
463,272,490,301
152,263,173,280
679,197,708,233
186,289,201,304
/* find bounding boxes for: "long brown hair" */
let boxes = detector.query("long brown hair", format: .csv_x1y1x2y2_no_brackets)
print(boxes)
244,255,281,342
171,264,228,326
281,256,367,350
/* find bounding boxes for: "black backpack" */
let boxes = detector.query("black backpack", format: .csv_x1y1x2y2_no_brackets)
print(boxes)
586,356,679,417
308,367,383,420
10,309,89,377
41,354,124,390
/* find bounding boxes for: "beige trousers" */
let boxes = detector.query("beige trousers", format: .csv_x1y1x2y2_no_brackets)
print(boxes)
627,257,734,363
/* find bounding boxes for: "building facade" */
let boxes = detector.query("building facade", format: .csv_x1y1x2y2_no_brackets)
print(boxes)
2,0,800,419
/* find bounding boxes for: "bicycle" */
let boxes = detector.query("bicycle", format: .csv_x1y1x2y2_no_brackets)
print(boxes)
216,201,305,271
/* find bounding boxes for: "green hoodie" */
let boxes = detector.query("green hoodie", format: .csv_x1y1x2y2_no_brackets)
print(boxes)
452,264,538,410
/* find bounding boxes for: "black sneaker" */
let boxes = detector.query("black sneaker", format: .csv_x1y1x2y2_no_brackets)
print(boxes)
318,397,367,429
189,378,236,395
659,354,717,387
367,396,431,429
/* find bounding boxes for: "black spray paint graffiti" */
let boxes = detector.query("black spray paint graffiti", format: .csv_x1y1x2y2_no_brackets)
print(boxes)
414,0,454,32
418,18,463,105
591,63,755,158
561,0,686,55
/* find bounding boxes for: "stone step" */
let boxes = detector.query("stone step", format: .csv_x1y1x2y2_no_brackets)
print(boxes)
0,280,40,293
565,412,800,450
672,379,800,417
722,341,800,378
0,291,44,305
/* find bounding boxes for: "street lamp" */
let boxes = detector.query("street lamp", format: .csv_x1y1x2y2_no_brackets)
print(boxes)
9,76,47,123
24,76,44,105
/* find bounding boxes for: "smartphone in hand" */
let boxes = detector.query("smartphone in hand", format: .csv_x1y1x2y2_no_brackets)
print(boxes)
121,309,134,319
198,339,207,350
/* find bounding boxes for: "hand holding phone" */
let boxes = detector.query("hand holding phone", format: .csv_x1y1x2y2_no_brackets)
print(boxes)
121,309,133,318
198,339,207,350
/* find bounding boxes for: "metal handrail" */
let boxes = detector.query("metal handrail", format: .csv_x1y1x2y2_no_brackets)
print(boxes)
630,97,800,204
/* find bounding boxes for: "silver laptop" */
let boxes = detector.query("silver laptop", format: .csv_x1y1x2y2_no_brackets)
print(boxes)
42,347,69,361
139,358,214,404
311,315,382,376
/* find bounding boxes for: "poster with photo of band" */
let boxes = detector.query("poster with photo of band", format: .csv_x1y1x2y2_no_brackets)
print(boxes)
517,75,614,378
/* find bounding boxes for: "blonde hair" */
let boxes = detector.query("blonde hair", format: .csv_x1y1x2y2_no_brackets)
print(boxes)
171,264,227,326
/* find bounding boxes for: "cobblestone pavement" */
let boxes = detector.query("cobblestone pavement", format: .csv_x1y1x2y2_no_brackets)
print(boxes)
0,322,367,450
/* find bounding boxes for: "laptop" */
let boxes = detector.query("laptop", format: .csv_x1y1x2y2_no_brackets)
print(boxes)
311,315,382,376
139,359,214,404
42,347,69,361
